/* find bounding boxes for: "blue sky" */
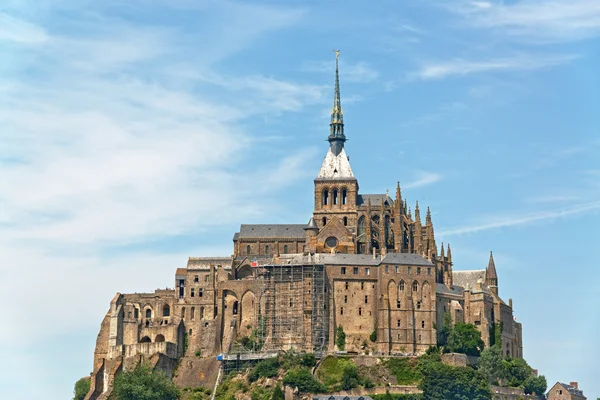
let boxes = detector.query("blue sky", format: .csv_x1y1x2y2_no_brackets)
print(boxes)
1,0,599,399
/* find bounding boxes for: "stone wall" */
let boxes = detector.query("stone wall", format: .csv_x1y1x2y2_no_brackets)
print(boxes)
441,352,478,367
108,342,178,359
490,385,540,400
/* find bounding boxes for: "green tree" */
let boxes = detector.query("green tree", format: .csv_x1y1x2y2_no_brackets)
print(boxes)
271,384,284,400
111,363,180,400
335,325,346,351
73,377,91,400
341,365,360,390
439,312,453,347
282,368,325,394
523,375,547,395
248,358,280,383
501,357,533,387
419,362,491,400
300,353,316,368
477,344,503,385
445,323,485,356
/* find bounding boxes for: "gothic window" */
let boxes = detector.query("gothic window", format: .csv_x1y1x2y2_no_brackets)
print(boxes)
413,281,419,293
399,280,405,291
265,245,269,255
246,245,251,255
146,308,152,319
163,305,170,317
343,216,348,226
333,189,338,205
283,245,288,254
200,307,205,319
342,189,347,205
323,190,329,206
372,215,380,225
191,307,195,320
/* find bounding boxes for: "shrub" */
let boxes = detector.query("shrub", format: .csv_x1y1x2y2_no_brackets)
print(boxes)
248,358,280,383
370,329,377,342
419,361,491,400
341,364,360,390
283,368,326,393
272,384,285,400
384,357,421,385
335,326,346,350
195,349,202,357
445,323,485,356
111,363,180,400
523,375,547,395
301,353,316,368
73,377,90,400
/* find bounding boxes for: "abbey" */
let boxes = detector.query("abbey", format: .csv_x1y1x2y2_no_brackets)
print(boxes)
84,55,523,400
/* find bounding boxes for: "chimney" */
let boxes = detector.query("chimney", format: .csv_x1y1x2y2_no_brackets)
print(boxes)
570,382,578,389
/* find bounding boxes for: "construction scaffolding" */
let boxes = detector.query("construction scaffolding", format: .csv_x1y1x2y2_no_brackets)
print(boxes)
254,263,328,357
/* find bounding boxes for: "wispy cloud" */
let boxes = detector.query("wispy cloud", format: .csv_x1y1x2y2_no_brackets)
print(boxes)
449,0,600,43
404,171,443,189
0,12,49,44
523,195,580,204
439,201,600,236
413,54,579,80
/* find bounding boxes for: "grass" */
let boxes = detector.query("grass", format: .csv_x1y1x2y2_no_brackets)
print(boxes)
316,356,357,390
383,358,421,385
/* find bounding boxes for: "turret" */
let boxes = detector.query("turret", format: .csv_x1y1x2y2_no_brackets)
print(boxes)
486,251,499,296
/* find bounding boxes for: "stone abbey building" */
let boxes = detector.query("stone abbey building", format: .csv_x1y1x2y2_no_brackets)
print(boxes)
84,55,523,399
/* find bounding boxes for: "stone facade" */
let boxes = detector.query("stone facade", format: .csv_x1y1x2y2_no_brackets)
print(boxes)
84,56,524,399
547,382,587,400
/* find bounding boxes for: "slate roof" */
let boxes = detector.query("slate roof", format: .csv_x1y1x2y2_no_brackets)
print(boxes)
357,193,394,206
236,224,306,239
382,252,434,266
278,252,432,267
436,283,464,296
452,270,486,290
556,382,585,397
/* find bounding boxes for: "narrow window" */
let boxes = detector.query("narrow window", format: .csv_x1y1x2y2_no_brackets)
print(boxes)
385,265,389,273
341,307,344,315
163,305,170,317
421,320,425,328
413,281,418,292
427,268,431,275
344,295,348,304
417,301,421,310
365,295,368,304
333,189,338,205
200,307,205,319
199,288,203,298
408,267,412,274
353,267,359,275
134,308,139,319
191,288,195,297
289,299,293,307
397,300,401,308
395,266,399,273
246,245,251,255
397,320,401,327
128,311,132,318
399,281,405,291
397,334,400,339
345,282,349,290
343,216,348,226
342,189,347,205
361,282,365,290
146,309,152,319
194,275,199,282
181,307,186,318
233,301,238,315
418,334,421,341
417,267,421,275
322,217,327,226
341,267,346,275
191,307,195,320
365,268,370,276
358,307,362,316
283,244,288,254
189,329,193,335
205,275,210,283
265,245,269,255
323,190,329,206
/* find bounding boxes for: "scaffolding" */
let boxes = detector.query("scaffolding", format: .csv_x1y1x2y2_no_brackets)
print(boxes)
221,263,328,374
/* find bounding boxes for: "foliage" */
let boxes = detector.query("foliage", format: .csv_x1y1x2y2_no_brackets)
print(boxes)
419,361,491,400
111,363,180,400
501,357,533,388
215,376,249,400
477,344,503,385
185,386,212,400
335,325,346,350
278,351,316,370
248,358,280,383
299,352,316,368
282,368,326,394
372,392,423,400
384,357,421,385
438,312,453,347
272,384,284,400
341,364,360,390
370,329,377,342
183,331,189,356
523,375,547,395
250,386,273,400
316,356,356,389
195,349,202,357
445,323,485,356
73,377,91,400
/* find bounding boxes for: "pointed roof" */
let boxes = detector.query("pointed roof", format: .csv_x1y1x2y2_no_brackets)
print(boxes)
328,50,346,156
486,251,498,280
316,147,354,179
426,207,432,225
305,216,319,230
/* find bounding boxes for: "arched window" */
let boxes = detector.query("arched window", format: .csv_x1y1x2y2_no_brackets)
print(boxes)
233,301,239,315
163,305,170,317
323,190,329,206
343,217,348,226
140,336,151,343
181,307,186,318
342,189,347,205
189,329,193,335
333,189,338,205
246,245,251,255
191,307,195,320
145,308,152,319
265,245,269,255
399,281,405,291
412,281,419,293
200,307,205,319
155,334,165,342
322,217,327,226
283,245,288,254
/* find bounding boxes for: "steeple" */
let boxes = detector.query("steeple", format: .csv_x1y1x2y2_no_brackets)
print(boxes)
426,207,432,225
328,50,346,156
486,251,499,295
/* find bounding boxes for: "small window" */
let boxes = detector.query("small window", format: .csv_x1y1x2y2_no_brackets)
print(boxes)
417,301,421,310
341,267,346,275
427,268,431,275
246,245,251,255
181,307,186,318
200,307,205,319
342,189,347,205
413,281,418,292
365,267,370,276
205,275,210,282
333,189,338,205
399,281,405,291
343,216,348,226
358,307,362,316
323,190,329,206
395,266,399,273
421,320,425,328
340,307,344,315
199,288,203,298
163,305,170,317
134,308,139,319
353,267,359,275
265,245,269,255
365,295,368,304
128,311,132,318
146,309,152,319
322,217,327,226
417,267,421,275
344,295,348,304
345,282,349,290
289,299,293,307
385,265,389,273
408,267,412,274
189,329,193,335
361,282,364,290
191,288,195,297
194,275,199,282
191,307,195,320
396,300,401,308
283,244,288,254
397,319,401,327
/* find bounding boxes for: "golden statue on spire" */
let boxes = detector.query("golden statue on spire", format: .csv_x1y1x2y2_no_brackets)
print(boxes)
334,49,340,60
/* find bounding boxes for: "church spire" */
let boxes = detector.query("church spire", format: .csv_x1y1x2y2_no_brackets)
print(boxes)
486,251,499,296
328,50,346,156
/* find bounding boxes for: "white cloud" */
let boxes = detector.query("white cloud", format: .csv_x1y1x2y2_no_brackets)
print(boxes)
404,171,443,189
414,54,579,80
451,0,600,42
0,13,49,44
438,201,600,236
